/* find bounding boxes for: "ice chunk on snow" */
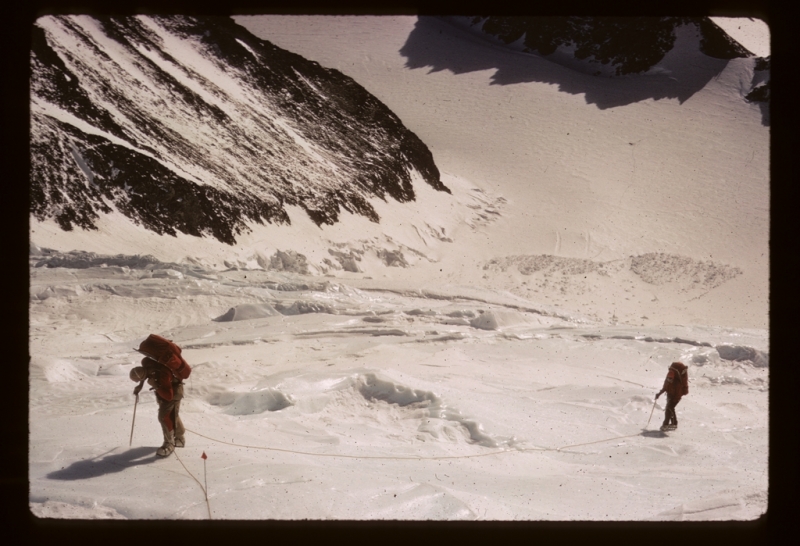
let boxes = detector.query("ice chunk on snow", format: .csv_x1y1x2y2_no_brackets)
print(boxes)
469,309,535,331
207,386,295,414
716,345,769,367
213,303,280,322
469,311,499,330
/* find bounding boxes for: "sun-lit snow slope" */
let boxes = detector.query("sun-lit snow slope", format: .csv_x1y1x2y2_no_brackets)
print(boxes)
30,15,770,329
30,15,446,244
709,17,770,58
29,259,768,520
234,16,769,329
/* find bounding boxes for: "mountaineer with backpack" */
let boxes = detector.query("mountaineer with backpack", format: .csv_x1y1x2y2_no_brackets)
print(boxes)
655,361,689,432
129,334,192,457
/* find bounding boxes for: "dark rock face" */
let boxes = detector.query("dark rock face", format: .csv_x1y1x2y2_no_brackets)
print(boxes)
746,81,770,102
31,15,448,245
461,16,752,75
745,55,770,126
746,56,770,102
399,16,762,110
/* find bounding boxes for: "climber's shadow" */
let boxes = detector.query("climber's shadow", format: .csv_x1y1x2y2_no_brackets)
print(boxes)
47,446,159,481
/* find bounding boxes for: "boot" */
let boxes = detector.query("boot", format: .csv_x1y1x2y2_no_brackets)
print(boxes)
174,434,185,448
157,429,175,457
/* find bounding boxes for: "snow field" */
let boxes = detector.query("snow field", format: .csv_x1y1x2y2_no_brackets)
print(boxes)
30,260,767,519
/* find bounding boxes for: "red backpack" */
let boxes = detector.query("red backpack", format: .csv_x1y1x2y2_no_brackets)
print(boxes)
669,362,689,396
136,334,191,380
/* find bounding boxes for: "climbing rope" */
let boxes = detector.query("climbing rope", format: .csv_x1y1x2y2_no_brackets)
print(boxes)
186,422,656,461
554,400,660,451
551,432,643,452
173,448,212,519
171,413,660,518
146,396,667,522
186,427,511,460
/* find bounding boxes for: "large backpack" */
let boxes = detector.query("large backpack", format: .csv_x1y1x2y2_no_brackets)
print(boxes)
136,334,191,381
669,363,689,396
681,366,689,395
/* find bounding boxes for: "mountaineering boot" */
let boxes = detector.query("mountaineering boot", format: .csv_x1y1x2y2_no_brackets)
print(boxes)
157,430,175,457
174,434,185,448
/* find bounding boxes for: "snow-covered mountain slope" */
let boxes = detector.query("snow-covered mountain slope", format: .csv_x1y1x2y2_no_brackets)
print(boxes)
708,17,770,58
233,16,769,329
31,15,769,330
30,15,447,245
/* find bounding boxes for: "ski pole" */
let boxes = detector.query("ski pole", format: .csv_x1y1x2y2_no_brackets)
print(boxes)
645,397,657,429
129,393,139,447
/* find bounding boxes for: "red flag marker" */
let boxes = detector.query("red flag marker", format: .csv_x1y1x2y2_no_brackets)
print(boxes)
201,451,210,518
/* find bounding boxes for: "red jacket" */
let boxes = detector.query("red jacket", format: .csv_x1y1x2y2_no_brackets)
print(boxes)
142,357,178,401
662,362,689,400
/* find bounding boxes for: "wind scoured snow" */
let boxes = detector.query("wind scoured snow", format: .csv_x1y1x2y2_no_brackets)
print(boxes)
235,38,258,59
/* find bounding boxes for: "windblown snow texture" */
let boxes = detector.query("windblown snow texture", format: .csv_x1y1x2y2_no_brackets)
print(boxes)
30,15,447,244
460,16,752,75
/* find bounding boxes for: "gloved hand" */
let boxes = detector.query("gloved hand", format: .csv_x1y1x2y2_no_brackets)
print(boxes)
133,381,143,395
655,391,661,400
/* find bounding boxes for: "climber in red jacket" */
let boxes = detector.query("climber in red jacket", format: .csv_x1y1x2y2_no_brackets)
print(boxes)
129,335,191,457
655,362,689,431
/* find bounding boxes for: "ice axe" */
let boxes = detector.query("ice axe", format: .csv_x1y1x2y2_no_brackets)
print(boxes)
129,380,145,446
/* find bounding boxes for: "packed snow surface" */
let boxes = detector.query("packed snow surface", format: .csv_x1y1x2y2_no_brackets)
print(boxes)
30,16,768,520
29,258,768,520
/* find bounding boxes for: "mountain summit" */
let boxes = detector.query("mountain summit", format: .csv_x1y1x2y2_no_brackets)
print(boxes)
31,15,447,245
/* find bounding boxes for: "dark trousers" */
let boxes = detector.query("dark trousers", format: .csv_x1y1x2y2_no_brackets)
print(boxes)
662,395,681,426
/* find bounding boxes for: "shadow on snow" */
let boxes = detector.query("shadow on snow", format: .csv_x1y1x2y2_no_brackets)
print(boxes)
47,446,159,481
641,429,668,438
399,17,730,110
